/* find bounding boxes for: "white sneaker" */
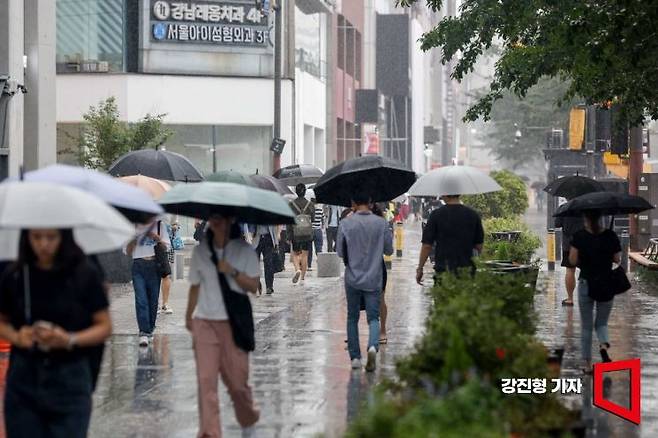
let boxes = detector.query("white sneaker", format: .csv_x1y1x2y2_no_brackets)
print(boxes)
242,425,257,438
365,346,377,372
139,335,149,347
299,279,305,286
163,305,173,314
351,358,362,370
292,270,301,284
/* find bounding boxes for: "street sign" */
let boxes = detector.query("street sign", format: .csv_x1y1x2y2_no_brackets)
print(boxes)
270,138,286,154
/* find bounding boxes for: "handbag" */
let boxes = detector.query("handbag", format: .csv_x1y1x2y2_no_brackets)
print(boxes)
272,247,284,273
587,265,631,302
207,232,255,352
154,222,171,277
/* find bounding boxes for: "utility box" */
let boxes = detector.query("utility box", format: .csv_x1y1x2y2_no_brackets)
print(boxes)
638,173,658,248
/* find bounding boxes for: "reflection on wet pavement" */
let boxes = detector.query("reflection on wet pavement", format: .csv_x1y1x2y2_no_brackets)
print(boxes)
89,226,430,437
528,208,657,438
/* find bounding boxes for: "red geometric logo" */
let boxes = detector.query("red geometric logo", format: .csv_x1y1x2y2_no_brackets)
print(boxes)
593,358,641,424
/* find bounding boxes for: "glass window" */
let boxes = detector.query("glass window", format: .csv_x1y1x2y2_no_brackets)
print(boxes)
295,7,323,79
56,0,125,73
337,15,345,71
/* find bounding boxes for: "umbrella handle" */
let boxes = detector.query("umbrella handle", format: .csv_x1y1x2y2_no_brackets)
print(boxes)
23,264,31,324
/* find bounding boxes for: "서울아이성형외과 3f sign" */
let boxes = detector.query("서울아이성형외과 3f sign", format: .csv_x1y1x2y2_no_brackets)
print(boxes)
150,0,271,48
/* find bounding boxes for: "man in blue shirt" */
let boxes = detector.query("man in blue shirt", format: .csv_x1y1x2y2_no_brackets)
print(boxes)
337,192,393,372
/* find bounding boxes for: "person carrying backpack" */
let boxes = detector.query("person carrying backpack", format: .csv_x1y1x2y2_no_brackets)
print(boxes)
288,184,315,286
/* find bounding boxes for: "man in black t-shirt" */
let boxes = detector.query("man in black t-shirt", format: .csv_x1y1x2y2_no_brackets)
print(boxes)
416,195,484,283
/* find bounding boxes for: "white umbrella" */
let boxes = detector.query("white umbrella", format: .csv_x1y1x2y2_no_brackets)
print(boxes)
409,165,502,197
0,182,135,260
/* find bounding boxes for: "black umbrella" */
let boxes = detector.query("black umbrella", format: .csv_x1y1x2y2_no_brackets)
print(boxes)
314,155,416,207
108,149,204,182
250,174,294,196
554,192,654,217
273,164,324,185
543,175,604,200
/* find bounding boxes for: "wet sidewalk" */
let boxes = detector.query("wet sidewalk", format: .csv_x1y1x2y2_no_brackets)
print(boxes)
528,207,657,438
89,225,431,437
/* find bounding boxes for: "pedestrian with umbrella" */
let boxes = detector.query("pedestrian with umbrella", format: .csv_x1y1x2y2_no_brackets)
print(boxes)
273,164,324,185
288,184,315,286
315,156,412,372
556,192,653,373
411,166,498,283
545,175,605,307
0,182,133,438
159,181,294,438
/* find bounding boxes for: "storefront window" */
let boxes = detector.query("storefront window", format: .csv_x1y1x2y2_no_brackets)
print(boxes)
56,0,126,73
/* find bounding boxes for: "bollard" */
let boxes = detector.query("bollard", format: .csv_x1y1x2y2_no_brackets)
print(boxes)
621,229,630,271
395,222,404,258
384,253,393,270
547,228,556,271
554,228,563,262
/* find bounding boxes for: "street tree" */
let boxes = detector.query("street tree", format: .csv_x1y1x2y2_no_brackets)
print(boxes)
398,0,658,125
74,97,172,170
463,170,528,219
481,77,574,168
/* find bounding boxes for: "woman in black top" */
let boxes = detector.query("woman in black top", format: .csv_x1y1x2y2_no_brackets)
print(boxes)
569,212,621,373
0,229,112,438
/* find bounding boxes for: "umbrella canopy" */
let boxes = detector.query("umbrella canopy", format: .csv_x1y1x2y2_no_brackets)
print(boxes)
273,164,324,185
13,164,163,223
408,165,502,198
314,155,416,207
119,175,171,200
554,192,655,217
159,182,296,225
206,170,256,186
543,175,605,200
108,149,204,182
250,174,294,195
0,182,134,260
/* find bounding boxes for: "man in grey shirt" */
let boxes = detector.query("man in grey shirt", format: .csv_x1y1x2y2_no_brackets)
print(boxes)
337,192,393,372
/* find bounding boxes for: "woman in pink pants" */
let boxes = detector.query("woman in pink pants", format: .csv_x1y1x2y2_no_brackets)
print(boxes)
185,216,261,438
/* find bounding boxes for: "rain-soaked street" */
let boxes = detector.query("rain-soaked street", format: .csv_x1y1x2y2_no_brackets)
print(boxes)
0,214,656,437
88,225,431,438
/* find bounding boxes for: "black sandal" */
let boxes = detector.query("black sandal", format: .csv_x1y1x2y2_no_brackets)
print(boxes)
600,344,612,363
561,299,574,307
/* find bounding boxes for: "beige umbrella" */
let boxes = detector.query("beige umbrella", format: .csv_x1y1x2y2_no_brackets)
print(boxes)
119,175,171,200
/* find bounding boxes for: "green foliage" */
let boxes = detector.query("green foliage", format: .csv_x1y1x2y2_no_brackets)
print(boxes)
463,170,529,219
482,217,542,264
347,272,574,437
397,0,658,126
75,97,172,170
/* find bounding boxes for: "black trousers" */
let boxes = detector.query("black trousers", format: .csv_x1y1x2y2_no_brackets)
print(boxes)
4,353,93,438
256,234,275,289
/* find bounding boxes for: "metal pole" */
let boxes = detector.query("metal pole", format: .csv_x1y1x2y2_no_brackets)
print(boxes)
586,150,595,178
272,2,282,174
629,126,643,250
211,125,217,173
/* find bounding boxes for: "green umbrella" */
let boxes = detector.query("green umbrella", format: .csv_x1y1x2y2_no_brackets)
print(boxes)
159,182,295,224
206,170,256,186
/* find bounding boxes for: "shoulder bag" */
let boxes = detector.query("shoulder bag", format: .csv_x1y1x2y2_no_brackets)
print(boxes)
587,265,631,302
207,233,255,352
154,221,171,277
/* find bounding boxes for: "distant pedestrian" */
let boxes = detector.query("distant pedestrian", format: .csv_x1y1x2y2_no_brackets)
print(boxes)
337,192,393,372
126,219,170,347
307,199,325,270
555,214,584,306
325,205,343,252
371,203,390,344
416,194,484,283
252,224,278,295
288,184,315,286
569,211,621,373
0,229,112,438
159,221,177,315
185,215,261,438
